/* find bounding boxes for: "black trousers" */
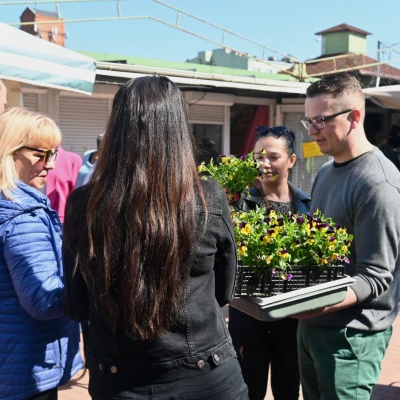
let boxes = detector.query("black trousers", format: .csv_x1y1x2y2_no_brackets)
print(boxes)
88,357,248,399
229,306,300,400
25,387,58,400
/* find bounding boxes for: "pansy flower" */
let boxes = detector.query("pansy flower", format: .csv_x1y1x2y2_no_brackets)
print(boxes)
231,207,354,277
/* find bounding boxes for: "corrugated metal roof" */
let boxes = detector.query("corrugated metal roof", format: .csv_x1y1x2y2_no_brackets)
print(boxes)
304,53,400,80
77,50,311,82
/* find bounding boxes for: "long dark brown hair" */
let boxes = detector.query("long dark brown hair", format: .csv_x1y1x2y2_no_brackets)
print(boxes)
66,76,206,340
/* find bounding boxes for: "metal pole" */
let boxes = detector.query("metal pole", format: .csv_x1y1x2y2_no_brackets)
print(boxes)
376,40,381,87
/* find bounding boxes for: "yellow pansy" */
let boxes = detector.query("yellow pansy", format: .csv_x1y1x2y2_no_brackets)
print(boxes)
278,250,289,259
328,241,337,250
241,224,252,235
238,246,248,257
262,234,271,244
271,229,279,238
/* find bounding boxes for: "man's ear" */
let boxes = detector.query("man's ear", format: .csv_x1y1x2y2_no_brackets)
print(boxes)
350,109,361,128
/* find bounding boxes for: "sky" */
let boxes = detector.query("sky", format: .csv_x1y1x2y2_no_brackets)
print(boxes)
1,0,400,68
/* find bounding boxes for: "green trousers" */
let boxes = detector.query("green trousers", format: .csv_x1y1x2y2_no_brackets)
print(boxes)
297,321,392,400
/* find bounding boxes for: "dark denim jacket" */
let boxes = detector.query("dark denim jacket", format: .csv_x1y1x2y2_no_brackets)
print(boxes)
63,179,238,385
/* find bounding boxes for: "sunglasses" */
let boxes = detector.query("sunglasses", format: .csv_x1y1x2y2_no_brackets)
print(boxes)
22,146,58,165
301,109,353,131
255,126,295,151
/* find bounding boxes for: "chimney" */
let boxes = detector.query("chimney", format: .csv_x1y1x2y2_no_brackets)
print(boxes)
20,7,66,47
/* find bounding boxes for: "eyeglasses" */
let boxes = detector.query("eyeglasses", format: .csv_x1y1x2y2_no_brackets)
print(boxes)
22,146,58,165
255,126,295,150
301,109,353,131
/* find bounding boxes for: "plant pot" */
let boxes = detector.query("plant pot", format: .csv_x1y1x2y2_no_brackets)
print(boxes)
231,265,355,321
230,275,355,321
234,264,346,298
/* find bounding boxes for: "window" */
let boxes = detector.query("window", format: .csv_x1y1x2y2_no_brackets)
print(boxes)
192,124,222,164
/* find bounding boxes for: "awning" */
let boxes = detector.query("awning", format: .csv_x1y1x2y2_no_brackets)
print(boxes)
363,85,400,110
0,22,96,95
96,61,311,94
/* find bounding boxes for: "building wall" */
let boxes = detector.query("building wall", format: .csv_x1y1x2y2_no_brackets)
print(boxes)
348,33,367,54
187,48,292,73
322,32,367,56
212,49,249,69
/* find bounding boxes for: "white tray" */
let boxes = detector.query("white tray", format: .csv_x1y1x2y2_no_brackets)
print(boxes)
230,276,355,321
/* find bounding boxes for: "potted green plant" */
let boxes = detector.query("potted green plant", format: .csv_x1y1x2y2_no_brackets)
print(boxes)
198,152,262,205
231,206,354,297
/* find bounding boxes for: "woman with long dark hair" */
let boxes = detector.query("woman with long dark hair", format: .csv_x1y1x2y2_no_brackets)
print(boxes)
63,76,248,399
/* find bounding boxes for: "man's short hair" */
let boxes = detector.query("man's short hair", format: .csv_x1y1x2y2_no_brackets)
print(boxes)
306,73,365,109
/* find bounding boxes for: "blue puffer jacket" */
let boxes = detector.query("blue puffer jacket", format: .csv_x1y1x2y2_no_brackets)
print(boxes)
0,182,83,400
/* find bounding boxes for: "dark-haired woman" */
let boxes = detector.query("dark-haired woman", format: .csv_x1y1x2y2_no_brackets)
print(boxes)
62,76,248,399
229,126,311,400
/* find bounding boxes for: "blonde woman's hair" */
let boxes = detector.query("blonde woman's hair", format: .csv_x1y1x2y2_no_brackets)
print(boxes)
0,108,61,198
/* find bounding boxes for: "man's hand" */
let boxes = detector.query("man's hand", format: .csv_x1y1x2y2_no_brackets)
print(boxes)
291,286,358,319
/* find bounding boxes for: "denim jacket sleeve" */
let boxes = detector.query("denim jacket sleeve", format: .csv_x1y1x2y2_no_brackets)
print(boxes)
62,247,90,322
62,187,90,322
211,183,238,307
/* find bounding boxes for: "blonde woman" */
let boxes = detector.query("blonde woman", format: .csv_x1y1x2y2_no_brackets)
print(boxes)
0,108,83,400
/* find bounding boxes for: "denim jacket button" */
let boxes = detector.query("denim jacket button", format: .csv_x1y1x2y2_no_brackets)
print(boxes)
197,360,205,368
213,353,220,362
110,365,118,374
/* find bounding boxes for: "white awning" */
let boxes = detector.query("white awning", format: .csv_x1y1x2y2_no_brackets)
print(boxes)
0,22,96,95
363,85,400,110
96,62,310,94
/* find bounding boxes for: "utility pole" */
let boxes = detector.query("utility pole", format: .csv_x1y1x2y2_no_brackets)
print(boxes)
376,40,381,87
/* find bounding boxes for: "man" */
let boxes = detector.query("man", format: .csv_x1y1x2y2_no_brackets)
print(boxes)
75,132,103,187
296,73,400,400
0,80,7,114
